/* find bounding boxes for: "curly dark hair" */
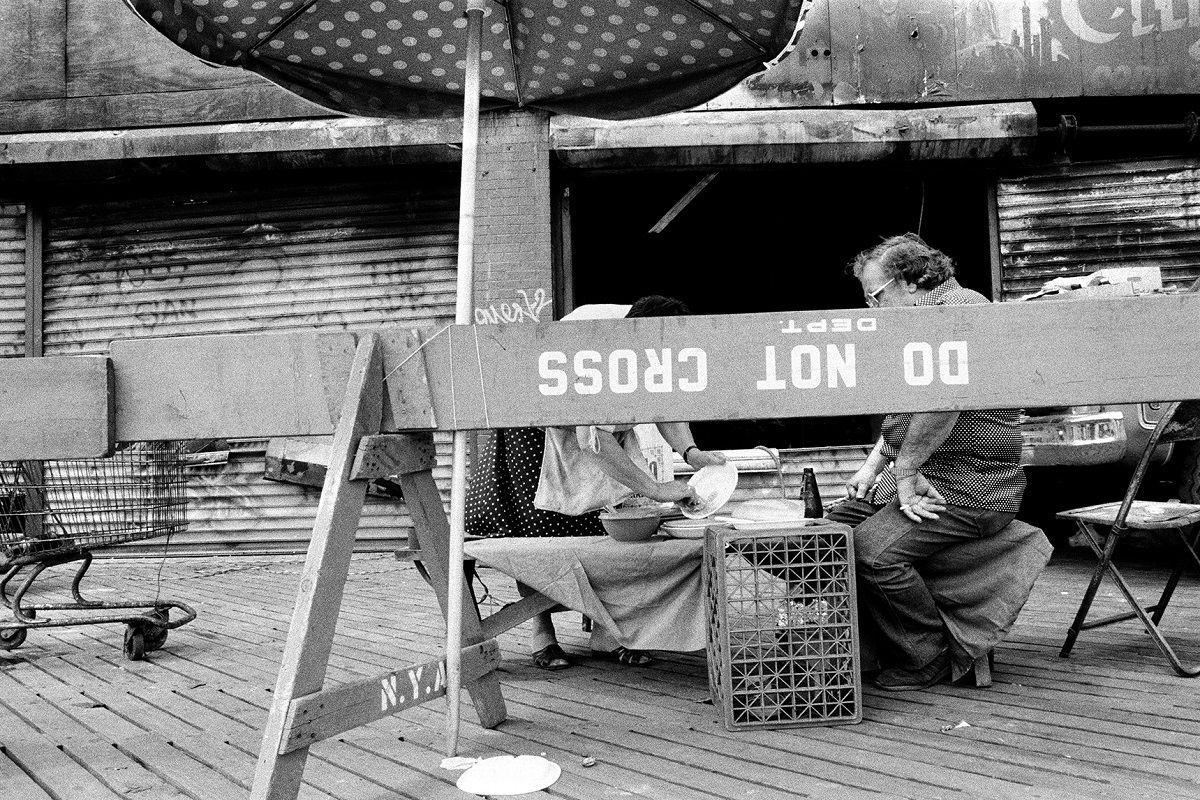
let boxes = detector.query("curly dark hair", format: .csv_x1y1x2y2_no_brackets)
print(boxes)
848,233,955,290
626,295,691,318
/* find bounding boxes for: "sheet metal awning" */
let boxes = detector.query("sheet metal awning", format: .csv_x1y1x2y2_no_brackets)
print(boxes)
550,101,1038,167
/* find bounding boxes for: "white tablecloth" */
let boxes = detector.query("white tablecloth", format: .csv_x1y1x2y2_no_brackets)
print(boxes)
464,535,707,652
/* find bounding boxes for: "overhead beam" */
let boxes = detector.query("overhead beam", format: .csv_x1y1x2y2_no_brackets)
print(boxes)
551,102,1037,168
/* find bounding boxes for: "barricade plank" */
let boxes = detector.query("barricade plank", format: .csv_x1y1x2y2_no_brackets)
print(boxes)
0,354,112,459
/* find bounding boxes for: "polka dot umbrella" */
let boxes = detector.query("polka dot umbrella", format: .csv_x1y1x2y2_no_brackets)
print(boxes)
121,0,814,773
124,0,810,120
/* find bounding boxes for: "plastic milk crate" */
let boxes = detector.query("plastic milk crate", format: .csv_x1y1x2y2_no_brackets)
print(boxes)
703,519,862,731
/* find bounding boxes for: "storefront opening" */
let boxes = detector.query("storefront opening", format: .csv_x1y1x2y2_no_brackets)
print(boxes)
566,162,992,450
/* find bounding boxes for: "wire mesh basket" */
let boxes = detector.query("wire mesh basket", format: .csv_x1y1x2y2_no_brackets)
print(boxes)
703,519,861,731
0,442,188,568
0,442,194,660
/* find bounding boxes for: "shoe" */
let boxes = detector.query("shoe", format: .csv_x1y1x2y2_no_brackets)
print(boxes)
873,649,951,692
531,643,571,671
591,646,655,666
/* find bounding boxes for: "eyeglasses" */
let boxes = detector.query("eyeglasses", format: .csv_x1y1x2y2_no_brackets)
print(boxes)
864,277,895,307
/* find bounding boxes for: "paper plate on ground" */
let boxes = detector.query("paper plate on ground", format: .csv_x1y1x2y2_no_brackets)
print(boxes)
456,755,561,796
681,463,738,519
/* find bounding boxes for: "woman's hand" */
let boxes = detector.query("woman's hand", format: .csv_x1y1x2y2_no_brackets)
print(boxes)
644,479,699,506
896,473,946,521
685,448,726,469
844,464,879,500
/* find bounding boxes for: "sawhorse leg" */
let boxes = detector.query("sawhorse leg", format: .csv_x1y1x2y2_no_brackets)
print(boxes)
250,333,506,800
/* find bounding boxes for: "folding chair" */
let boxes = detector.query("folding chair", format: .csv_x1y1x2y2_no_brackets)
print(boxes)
1058,399,1200,676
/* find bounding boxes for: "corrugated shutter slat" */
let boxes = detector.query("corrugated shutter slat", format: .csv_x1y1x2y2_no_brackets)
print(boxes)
0,205,26,358
43,173,458,554
998,158,1200,301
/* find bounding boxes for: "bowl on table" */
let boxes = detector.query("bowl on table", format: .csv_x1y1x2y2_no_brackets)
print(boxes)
598,507,663,542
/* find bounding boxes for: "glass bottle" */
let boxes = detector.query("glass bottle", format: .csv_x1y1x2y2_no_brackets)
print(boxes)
801,467,823,518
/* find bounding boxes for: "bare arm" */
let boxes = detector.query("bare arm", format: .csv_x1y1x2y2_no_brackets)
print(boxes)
654,421,726,468
591,428,697,504
845,437,889,499
894,411,959,519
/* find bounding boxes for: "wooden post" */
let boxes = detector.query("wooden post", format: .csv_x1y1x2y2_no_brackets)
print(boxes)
250,333,384,800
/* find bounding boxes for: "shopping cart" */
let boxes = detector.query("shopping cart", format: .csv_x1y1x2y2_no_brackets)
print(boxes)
0,441,196,660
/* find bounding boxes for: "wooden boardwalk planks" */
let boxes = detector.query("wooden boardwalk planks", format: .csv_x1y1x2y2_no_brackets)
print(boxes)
0,550,1197,799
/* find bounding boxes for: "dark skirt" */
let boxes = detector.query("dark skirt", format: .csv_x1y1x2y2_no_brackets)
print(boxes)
466,427,603,538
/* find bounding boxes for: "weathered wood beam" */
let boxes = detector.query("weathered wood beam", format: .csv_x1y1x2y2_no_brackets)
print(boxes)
279,640,501,755
480,593,561,642
0,355,112,459
351,433,437,480
551,102,1037,167
1,296,1195,457
111,331,354,441
0,116,465,164
410,293,1200,431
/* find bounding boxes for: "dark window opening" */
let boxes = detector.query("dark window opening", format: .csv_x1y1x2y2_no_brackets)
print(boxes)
567,162,991,451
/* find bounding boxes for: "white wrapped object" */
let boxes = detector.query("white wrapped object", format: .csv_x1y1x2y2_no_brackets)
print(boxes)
456,755,561,796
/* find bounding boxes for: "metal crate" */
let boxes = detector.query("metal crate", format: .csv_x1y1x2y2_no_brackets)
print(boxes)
703,520,861,730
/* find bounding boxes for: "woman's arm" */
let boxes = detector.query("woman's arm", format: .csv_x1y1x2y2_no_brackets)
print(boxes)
893,411,959,519
591,428,697,504
654,421,726,468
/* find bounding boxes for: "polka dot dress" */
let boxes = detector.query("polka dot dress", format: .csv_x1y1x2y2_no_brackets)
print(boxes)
466,427,603,538
126,0,811,119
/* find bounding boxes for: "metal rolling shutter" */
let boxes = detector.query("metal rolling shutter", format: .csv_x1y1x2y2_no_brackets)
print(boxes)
43,170,458,554
997,158,1200,302
0,205,25,357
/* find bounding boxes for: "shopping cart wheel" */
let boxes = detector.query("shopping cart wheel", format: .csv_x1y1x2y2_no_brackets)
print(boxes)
0,627,26,650
145,609,169,652
123,625,146,661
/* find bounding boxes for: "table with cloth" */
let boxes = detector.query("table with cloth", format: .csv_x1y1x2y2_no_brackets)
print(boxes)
463,519,1051,673
464,535,708,652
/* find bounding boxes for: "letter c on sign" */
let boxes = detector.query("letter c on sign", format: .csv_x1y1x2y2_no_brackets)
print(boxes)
677,348,707,391
538,352,568,396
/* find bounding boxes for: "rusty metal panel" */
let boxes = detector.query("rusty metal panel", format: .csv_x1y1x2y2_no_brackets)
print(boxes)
41,172,458,553
0,204,25,357
708,0,1200,109
998,158,1200,302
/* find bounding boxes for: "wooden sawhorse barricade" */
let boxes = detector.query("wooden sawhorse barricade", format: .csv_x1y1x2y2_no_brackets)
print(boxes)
1,295,1197,800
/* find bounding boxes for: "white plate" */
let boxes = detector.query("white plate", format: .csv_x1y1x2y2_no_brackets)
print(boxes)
730,518,821,531
682,463,738,519
661,516,726,538
456,755,561,796
725,498,809,522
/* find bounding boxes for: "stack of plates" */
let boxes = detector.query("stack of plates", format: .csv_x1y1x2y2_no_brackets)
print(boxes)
659,517,718,539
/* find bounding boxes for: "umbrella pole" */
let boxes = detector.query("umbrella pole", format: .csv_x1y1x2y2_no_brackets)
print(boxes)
446,0,486,758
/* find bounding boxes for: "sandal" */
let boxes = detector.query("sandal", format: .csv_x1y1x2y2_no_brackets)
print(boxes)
531,643,572,671
591,646,655,667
